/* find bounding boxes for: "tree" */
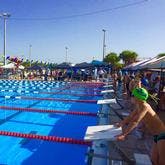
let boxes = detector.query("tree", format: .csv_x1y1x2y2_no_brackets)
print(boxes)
22,60,31,68
119,50,138,65
104,52,123,71
115,63,124,70
157,53,165,58
104,52,120,64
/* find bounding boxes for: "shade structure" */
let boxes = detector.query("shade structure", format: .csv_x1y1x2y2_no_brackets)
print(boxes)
18,65,25,70
1,63,15,69
146,57,165,69
138,56,165,69
0,63,25,70
55,62,72,69
123,59,149,70
74,62,93,69
91,60,108,67
27,65,44,71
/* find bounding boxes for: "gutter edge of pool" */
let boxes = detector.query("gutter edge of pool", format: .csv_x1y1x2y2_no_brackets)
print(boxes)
89,94,110,165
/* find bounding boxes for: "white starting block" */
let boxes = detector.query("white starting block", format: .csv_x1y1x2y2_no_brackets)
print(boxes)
103,84,113,88
84,125,122,141
121,112,130,117
97,99,116,104
134,153,152,165
101,89,114,94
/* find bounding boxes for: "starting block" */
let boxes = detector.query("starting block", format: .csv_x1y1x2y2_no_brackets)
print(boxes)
134,153,152,165
103,84,113,88
84,125,122,141
121,112,130,117
101,89,114,94
97,99,116,105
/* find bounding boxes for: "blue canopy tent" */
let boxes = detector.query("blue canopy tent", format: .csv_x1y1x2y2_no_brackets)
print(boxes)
74,62,93,69
55,62,72,69
27,65,45,71
91,60,108,67
90,60,111,73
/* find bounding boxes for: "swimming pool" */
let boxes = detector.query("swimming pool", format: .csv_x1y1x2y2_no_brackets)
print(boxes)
0,80,102,165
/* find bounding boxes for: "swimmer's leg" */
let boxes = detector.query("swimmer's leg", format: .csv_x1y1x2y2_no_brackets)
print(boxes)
151,142,159,165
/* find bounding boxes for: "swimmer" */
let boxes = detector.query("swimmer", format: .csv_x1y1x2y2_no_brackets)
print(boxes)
115,87,165,165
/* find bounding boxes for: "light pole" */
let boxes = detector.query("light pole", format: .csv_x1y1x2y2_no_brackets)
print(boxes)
29,44,32,67
0,13,11,65
102,29,106,61
65,46,68,63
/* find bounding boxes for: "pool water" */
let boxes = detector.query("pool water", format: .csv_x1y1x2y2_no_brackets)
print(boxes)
0,80,101,165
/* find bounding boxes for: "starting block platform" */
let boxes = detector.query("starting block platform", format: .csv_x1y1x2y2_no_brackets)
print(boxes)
103,84,113,88
121,112,130,117
97,99,116,105
134,153,152,165
101,89,114,94
84,125,122,141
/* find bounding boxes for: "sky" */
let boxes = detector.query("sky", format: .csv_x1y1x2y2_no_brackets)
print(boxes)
0,0,164,64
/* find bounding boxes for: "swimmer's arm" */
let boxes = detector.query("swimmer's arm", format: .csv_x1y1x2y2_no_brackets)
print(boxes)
122,108,147,136
118,109,137,127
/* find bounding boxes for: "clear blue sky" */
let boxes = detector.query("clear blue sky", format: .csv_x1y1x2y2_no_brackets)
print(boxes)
0,0,164,64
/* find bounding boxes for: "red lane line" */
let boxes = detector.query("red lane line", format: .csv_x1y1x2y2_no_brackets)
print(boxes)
21,96,97,103
0,130,91,146
0,106,97,117
39,92,102,96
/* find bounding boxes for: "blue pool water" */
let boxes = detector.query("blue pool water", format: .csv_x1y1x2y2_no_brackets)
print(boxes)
0,80,102,165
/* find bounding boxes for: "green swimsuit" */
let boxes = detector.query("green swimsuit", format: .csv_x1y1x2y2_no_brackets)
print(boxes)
153,132,165,143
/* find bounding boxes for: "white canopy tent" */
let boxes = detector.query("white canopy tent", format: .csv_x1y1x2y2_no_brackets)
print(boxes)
145,57,165,69
0,63,25,69
138,56,165,69
123,59,149,70
18,65,25,70
132,59,151,70
1,63,15,69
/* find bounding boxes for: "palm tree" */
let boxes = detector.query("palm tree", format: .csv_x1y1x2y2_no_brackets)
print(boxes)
104,52,123,71
119,50,138,65
157,53,165,58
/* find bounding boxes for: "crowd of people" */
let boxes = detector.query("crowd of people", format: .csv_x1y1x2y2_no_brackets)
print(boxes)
111,70,162,96
19,67,109,81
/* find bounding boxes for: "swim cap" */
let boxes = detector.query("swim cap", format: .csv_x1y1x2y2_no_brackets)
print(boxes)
132,88,148,101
